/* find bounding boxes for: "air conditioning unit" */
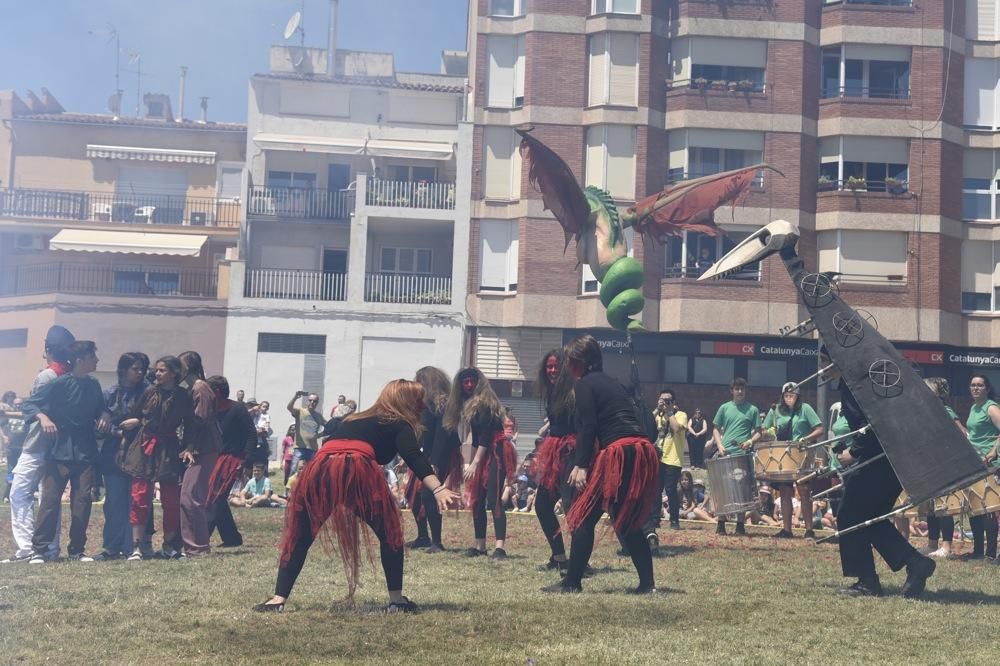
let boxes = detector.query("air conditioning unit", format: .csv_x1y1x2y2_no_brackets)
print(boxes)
190,212,208,226
15,234,45,251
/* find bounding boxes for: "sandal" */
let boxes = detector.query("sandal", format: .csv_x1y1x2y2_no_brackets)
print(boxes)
252,600,285,613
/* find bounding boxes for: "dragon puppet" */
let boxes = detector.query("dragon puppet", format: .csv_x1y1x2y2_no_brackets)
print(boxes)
516,128,781,331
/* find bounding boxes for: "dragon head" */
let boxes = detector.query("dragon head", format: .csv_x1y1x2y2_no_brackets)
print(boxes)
698,219,800,281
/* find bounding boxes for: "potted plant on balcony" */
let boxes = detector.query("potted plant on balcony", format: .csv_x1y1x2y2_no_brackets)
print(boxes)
884,176,906,195
693,77,709,91
817,175,835,192
727,80,739,92
846,175,867,191
737,79,756,92
711,80,728,91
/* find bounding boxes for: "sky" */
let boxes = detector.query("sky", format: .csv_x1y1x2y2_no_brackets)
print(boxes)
0,0,468,122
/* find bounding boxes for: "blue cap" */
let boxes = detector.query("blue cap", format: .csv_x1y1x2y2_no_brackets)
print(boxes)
44,325,75,349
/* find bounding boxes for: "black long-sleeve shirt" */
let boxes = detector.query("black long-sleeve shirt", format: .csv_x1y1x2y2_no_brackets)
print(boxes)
430,416,460,471
840,382,883,461
22,373,105,464
573,371,643,468
333,417,434,479
419,407,438,455
471,411,504,449
547,403,575,438
219,401,257,457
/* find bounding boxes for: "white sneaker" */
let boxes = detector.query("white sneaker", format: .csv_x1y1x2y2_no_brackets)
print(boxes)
127,549,143,561
928,548,951,559
69,553,94,562
28,553,45,565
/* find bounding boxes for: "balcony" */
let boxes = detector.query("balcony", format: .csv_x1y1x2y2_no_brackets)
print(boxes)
817,178,909,194
663,265,760,281
365,179,456,211
243,267,347,301
0,188,241,228
824,0,912,6
364,273,452,305
668,79,765,95
820,86,910,102
668,170,766,191
0,263,219,298
247,186,354,221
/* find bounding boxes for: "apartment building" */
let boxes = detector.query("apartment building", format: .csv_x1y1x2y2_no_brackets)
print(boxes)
0,89,244,391
467,0,999,415
221,44,472,437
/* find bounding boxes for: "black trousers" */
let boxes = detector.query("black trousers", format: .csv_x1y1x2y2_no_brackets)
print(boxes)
207,496,243,546
926,513,954,544
410,489,428,538
275,503,403,598
565,445,655,589
687,437,706,468
418,485,443,545
535,455,576,558
969,513,998,558
472,456,507,541
837,455,916,580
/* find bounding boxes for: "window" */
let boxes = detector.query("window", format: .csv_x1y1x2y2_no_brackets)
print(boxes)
483,127,522,200
592,0,638,14
962,150,1000,220
817,230,908,284
217,164,242,199
663,355,688,383
486,35,525,108
585,125,636,200
967,1,1000,41
588,33,638,107
489,0,523,16
694,357,734,385
582,228,635,294
257,333,326,355
479,219,519,293
113,267,181,296
267,171,316,189
689,64,765,92
821,45,911,99
965,57,1000,129
386,165,437,182
817,136,909,192
669,129,765,187
961,240,1000,312
670,37,767,89
748,359,787,388
663,228,761,280
0,328,28,348
686,147,762,181
380,247,433,274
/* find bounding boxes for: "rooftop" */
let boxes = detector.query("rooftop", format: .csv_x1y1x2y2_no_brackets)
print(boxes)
15,112,247,132
254,70,465,94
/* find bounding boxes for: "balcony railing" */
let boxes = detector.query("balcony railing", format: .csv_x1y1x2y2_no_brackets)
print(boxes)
663,265,760,281
667,79,765,94
244,268,347,301
817,179,909,194
820,86,910,101
0,188,241,227
366,179,456,210
0,263,219,298
668,170,766,190
364,273,452,305
247,186,354,220
824,0,912,7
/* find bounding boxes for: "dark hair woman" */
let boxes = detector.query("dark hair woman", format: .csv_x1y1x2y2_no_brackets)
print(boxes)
119,356,196,559
533,349,577,572
403,366,454,552
205,375,257,548
966,374,1000,560
177,350,221,555
445,367,515,559
254,379,457,613
543,335,659,594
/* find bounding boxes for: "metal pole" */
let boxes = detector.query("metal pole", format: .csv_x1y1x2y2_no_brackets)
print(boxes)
816,503,914,544
802,425,870,451
816,336,827,420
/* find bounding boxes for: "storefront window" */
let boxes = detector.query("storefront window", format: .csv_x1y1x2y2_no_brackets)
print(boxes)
694,357,734,385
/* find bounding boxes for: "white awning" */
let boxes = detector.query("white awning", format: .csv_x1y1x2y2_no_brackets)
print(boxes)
252,133,454,160
49,229,207,256
86,144,217,165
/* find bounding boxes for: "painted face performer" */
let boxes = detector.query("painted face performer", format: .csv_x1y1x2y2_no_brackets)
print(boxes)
533,350,577,572
254,380,457,613
406,366,454,553
444,367,516,560
543,335,659,594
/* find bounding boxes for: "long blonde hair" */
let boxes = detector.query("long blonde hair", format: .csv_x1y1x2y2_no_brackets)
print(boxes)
343,379,425,439
415,366,451,415
443,367,504,431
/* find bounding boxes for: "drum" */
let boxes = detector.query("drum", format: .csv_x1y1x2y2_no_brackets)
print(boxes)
753,441,821,483
706,454,759,518
964,473,1000,516
930,490,966,517
896,491,920,519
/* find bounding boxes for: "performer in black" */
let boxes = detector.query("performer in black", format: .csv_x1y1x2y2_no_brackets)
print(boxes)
253,380,456,613
533,350,577,572
205,376,256,548
835,377,936,597
407,366,453,552
543,335,659,594
444,368,515,560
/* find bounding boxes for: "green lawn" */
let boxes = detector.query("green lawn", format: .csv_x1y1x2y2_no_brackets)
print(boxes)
1,503,999,665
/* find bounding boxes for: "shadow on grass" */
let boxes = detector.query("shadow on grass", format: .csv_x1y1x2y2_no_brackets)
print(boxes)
918,587,1000,606
651,545,696,558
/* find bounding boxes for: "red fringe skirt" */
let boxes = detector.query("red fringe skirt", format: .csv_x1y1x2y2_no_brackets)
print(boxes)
278,439,403,597
404,471,424,517
206,453,244,505
565,436,658,536
465,433,518,510
444,448,464,491
535,433,577,494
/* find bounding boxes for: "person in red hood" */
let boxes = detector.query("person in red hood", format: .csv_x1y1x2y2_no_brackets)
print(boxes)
3,325,75,563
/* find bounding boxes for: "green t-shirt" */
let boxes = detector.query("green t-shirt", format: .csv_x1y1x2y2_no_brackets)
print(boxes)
762,403,822,441
967,399,1000,461
945,406,959,422
829,413,851,471
244,476,272,497
713,400,759,456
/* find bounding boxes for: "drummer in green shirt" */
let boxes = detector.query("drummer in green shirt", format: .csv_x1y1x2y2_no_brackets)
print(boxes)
965,374,1000,560
761,382,824,539
711,377,760,536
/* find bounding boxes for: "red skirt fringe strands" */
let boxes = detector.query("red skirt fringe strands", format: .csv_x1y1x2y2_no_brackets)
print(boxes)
444,448,464,491
465,433,518,510
565,436,658,536
535,434,577,494
404,471,424,517
278,439,403,598
206,453,244,505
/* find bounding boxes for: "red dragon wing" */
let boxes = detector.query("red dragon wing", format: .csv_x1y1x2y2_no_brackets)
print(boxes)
516,128,590,248
628,165,776,242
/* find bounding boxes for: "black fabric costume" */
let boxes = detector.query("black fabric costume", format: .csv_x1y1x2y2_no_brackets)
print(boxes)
208,401,256,546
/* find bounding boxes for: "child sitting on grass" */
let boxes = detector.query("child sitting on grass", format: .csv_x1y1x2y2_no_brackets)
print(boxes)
243,464,283,507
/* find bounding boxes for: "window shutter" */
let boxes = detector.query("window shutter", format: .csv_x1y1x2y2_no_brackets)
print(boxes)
507,221,519,290
608,33,638,106
484,127,513,199
964,58,997,128
476,328,563,380
488,36,516,108
479,219,512,290
962,240,994,294
839,231,908,282
690,37,766,68
605,125,636,200
588,34,608,106
585,126,605,189
842,137,909,165
514,36,526,104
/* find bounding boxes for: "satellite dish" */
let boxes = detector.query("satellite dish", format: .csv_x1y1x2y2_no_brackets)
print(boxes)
284,11,302,40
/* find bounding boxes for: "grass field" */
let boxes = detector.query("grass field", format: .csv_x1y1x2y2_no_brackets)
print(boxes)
1,502,1000,666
